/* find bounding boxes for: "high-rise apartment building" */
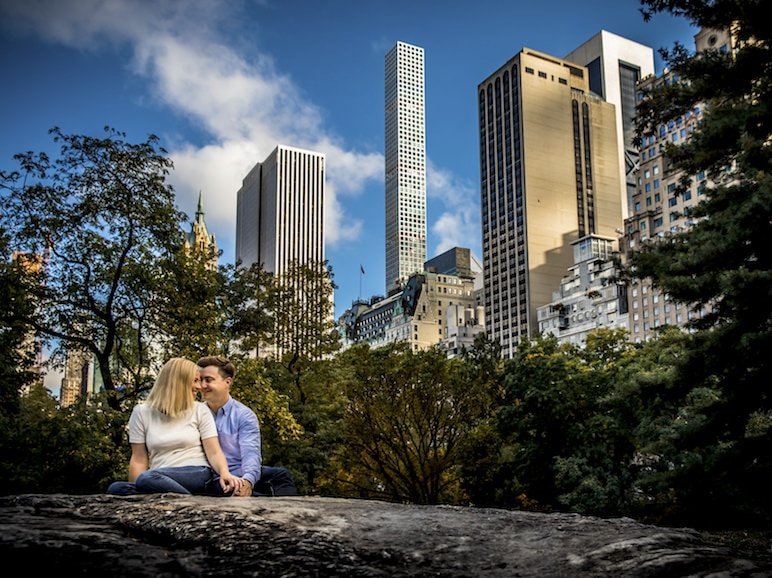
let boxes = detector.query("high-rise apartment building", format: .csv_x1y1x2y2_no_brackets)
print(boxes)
565,30,655,218
236,145,327,357
478,48,623,358
384,41,426,294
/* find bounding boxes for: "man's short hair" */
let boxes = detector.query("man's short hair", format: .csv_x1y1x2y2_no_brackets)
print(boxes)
196,355,235,379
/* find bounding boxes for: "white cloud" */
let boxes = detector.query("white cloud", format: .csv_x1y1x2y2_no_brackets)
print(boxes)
1,0,382,256
426,159,481,257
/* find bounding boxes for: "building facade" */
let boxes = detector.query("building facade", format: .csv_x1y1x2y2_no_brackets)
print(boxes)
565,30,655,218
235,144,328,357
478,47,623,358
183,191,218,269
338,270,480,354
338,247,483,355
619,69,710,342
541,28,730,347
236,144,325,275
537,235,628,346
385,41,427,294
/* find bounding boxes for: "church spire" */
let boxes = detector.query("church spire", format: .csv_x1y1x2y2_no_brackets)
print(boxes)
195,190,206,225
183,191,218,269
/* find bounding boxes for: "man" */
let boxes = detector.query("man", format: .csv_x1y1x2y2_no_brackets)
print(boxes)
196,355,297,497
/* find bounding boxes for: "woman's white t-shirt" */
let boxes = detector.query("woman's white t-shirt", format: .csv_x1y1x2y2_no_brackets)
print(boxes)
128,401,218,470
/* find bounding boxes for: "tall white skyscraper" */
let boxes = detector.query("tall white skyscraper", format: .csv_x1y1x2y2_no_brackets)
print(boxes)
236,144,325,276
384,41,426,294
235,144,328,359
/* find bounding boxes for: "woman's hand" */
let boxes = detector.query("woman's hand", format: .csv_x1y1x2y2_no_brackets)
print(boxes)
218,471,242,494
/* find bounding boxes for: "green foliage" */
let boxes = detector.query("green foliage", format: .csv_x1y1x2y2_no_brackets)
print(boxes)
0,127,185,405
631,0,771,527
274,260,340,372
0,387,128,495
150,255,277,362
494,331,637,515
0,231,40,417
230,356,303,443
264,356,347,496
330,342,494,504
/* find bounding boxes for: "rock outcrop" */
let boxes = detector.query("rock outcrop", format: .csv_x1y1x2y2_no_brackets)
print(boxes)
2,493,770,576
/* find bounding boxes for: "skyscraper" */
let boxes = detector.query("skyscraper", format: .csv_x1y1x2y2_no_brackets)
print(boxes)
236,145,327,357
478,48,623,358
564,30,655,218
236,144,325,276
384,41,426,294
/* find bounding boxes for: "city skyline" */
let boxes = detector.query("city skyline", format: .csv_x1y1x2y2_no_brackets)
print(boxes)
0,0,700,325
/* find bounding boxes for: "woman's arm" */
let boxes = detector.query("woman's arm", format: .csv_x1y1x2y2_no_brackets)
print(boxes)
202,437,241,494
127,443,149,482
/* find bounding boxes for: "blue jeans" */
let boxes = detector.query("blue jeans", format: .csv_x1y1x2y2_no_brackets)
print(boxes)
106,466,214,495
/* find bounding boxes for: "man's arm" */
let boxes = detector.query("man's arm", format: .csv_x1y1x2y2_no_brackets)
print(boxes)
237,409,262,488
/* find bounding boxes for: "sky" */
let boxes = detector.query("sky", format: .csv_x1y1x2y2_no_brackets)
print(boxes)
0,0,699,325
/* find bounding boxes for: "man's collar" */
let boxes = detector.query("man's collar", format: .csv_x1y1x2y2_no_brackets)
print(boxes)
207,395,234,415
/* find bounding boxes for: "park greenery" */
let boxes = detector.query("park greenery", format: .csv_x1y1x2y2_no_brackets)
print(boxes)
0,0,768,532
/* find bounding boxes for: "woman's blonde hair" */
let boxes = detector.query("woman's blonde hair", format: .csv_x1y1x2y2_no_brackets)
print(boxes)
144,357,198,418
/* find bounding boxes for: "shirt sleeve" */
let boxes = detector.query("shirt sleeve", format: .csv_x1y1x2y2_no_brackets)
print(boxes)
237,408,262,485
127,405,146,444
197,403,219,440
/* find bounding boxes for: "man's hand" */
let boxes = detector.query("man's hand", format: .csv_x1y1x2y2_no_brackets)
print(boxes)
233,478,254,497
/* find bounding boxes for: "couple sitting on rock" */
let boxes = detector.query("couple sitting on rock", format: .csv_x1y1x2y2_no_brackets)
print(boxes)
107,355,297,497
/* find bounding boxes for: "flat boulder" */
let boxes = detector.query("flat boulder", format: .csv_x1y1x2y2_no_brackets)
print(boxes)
1,494,769,576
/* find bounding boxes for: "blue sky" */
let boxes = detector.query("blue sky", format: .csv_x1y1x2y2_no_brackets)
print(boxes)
0,0,699,322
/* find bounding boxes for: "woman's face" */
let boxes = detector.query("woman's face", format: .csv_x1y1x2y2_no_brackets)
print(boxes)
191,373,202,393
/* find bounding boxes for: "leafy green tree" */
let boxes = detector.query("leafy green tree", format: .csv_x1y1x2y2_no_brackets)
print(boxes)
266,355,347,496
150,253,277,362
495,330,638,515
0,386,127,495
0,230,41,417
229,356,303,445
0,127,186,407
553,329,638,516
631,0,771,527
250,260,344,494
454,333,510,507
331,343,492,504
272,260,340,397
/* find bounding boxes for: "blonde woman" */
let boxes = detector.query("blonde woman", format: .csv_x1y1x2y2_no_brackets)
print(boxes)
107,357,241,495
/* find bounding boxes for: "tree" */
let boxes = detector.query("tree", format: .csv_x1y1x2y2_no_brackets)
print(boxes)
630,0,771,526
455,333,510,507
332,343,492,504
494,331,638,515
1,127,185,407
149,253,277,362
0,230,41,417
271,260,341,404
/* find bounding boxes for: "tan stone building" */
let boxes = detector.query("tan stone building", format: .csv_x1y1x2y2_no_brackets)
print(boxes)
478,48,624,357
183,192,218,269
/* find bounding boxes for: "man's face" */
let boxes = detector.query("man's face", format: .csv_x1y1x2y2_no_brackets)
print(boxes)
198,365,231,407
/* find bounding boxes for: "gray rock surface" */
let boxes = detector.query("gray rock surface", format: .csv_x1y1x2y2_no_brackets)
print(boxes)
1,493,769,577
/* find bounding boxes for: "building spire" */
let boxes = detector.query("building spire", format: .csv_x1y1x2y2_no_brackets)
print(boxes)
196,190,205,223
183,190,218,269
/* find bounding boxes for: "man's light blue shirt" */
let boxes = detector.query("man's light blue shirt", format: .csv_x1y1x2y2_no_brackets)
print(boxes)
210,396,262,485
